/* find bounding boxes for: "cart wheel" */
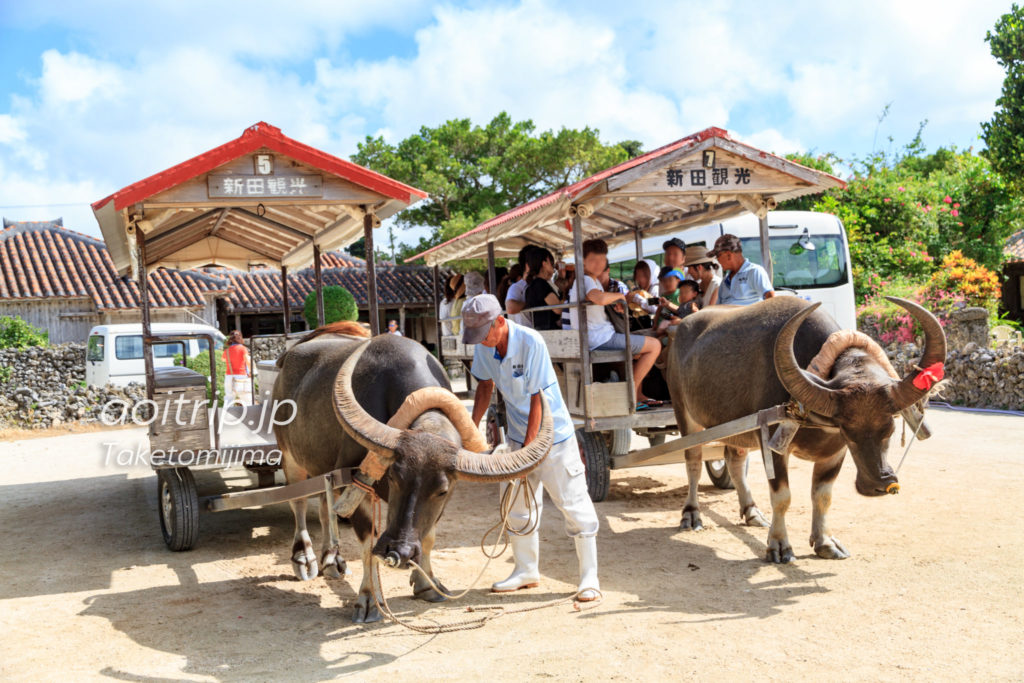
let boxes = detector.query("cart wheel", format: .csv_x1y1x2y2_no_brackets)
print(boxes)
609,428,632,456
577,429,610,503
705,451,750,490
158,468,199,551
648,433,666,447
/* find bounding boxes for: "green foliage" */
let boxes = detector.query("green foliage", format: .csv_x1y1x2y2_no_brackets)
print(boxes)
0,366,11,384
918,250,1002,317
303,286,358,328
351,112,641,265
174,350,227,406
780,125,1023,303
0,316,48,349
982,3,1024,188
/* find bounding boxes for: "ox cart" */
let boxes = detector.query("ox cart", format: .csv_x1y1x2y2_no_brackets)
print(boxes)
92,122,427,549
411,127,846,501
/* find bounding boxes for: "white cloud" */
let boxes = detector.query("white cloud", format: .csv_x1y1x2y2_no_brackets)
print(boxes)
0,0,1010,241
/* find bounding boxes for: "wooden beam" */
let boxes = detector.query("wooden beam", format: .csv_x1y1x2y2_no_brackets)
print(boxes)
146,209,221,250
234,208,316,239
313,244,324,327
209,208,230,236
281,265,290,338
363,213,380,335
216,232,284,260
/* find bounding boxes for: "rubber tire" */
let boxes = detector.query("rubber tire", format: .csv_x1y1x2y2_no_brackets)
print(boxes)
648,434,666,447
158,468,200,551
577,429,610,503
705,452,751,490
609,428,632,456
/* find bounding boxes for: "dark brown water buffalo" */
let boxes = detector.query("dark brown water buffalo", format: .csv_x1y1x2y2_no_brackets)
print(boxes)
666,296,945,563
273,333,553,622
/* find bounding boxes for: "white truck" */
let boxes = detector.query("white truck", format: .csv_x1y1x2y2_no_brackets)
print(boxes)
85,323,226,388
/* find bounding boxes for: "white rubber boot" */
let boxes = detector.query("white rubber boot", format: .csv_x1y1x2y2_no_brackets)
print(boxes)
575,535,600,602
491,532,540,592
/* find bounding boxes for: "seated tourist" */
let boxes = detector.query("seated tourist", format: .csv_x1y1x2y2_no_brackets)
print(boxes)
524,247,563,331
569,239,661,409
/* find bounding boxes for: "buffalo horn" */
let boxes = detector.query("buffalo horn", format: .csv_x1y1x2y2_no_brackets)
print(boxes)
884,296,947,411
774,302,840,417
452,392,555,482
332,341,401,455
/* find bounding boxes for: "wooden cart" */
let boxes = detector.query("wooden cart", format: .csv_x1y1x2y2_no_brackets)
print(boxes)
415,127,845,500
92,122,426,549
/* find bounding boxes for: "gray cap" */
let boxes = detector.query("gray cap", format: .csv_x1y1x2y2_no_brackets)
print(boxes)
464,271,486,297
461,294,501,344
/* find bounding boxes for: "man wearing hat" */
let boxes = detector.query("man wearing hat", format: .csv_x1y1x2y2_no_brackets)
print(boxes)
462,294,600,601
683,245,722,308
662,237,687,272
708,233,774,306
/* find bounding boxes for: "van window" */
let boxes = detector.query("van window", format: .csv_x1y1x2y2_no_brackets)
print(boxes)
87,335,104,361
114,335,180,360
740,235,848,289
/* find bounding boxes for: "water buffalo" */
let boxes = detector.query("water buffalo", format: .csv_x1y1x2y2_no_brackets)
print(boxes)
666,296,945,563
273,333,553,622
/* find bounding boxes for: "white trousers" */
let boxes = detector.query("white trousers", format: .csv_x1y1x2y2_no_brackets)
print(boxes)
504,433,599,538
223,374,252,406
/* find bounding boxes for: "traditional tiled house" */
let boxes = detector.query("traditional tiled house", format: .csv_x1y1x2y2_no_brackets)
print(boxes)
1003,229,1024,322
0,219,442,344
0,219,231,342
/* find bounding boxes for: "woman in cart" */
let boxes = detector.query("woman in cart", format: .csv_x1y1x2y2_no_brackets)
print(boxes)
524,247,564,330
569,239,661,410
221,330,252,406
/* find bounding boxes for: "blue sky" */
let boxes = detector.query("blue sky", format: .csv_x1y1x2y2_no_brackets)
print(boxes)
0,0,1010,245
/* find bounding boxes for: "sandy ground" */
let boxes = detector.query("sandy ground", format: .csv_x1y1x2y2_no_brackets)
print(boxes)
1,407,1023,681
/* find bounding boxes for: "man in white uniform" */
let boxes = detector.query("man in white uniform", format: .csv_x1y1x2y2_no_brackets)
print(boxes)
463,294,600,601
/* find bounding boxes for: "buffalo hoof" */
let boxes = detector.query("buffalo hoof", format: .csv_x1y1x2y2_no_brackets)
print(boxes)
679,507,703,531
321,549,350,579
352,593,382,624
291,550,319,581
765,538,795,564
743,505,770,528
411,573,449,602
812,535,850,560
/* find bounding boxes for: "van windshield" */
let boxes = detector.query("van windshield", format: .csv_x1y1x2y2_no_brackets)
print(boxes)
87,335,104,361
740,235,848,289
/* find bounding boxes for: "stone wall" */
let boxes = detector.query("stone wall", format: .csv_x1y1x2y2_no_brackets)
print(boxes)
0,343,145,429
249,335,288,365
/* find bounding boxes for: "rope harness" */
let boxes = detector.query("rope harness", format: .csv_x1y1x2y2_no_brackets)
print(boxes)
363,476,601,634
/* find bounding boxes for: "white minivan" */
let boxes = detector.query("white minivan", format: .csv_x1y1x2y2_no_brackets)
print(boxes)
607,210,856,330
85,323,226,388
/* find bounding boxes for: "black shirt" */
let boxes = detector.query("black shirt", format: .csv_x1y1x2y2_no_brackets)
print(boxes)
525,278,561,330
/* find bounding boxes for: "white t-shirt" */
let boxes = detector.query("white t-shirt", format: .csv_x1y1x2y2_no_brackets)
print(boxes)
569,274,615,349
505,278,532,327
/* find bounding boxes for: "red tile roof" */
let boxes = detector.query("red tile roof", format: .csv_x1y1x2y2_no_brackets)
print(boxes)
0,219,230,310
91,121,427,213
1006,229,1024,263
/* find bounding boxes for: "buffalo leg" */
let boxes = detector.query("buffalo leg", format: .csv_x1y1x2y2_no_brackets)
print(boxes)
410,528,449,602
809,451,850,560
679,445,704,531
318,494,348,579
350,500,382,624
725,446,769,527
765,450,795,563
288,497,319,581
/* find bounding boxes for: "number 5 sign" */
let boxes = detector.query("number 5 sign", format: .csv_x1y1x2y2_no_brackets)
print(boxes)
253,154,274,175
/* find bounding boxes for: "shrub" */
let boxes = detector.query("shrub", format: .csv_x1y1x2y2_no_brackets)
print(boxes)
0,316,48,349
303,286,358,329
175,350,227,406
917,250,1001,318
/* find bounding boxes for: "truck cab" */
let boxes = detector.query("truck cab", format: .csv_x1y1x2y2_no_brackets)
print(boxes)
85,323,226,388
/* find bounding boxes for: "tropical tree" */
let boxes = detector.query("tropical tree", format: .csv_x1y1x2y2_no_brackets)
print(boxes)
982,3,1024,189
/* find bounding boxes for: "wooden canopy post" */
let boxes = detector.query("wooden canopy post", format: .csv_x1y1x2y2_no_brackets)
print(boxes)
363,212,380,335
281,265,290,338
758,213,773,283
487,242,497,295
313,244,324,327
572,214,592,418
432,265,444,362
136,228,154,402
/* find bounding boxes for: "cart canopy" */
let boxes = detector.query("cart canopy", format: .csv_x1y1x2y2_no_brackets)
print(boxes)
93,122,427,276
408,127,844,266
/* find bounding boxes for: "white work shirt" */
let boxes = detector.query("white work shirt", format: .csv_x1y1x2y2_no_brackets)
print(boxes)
505,278,532,327
569,274,615,349
470,321,575,445
719,259,773,306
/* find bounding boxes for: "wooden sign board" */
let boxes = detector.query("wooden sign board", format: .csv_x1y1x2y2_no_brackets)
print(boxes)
616,149,808,195
208,174,323,198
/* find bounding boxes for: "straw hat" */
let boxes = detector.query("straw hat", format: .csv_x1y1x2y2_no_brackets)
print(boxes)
683,245,716,267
